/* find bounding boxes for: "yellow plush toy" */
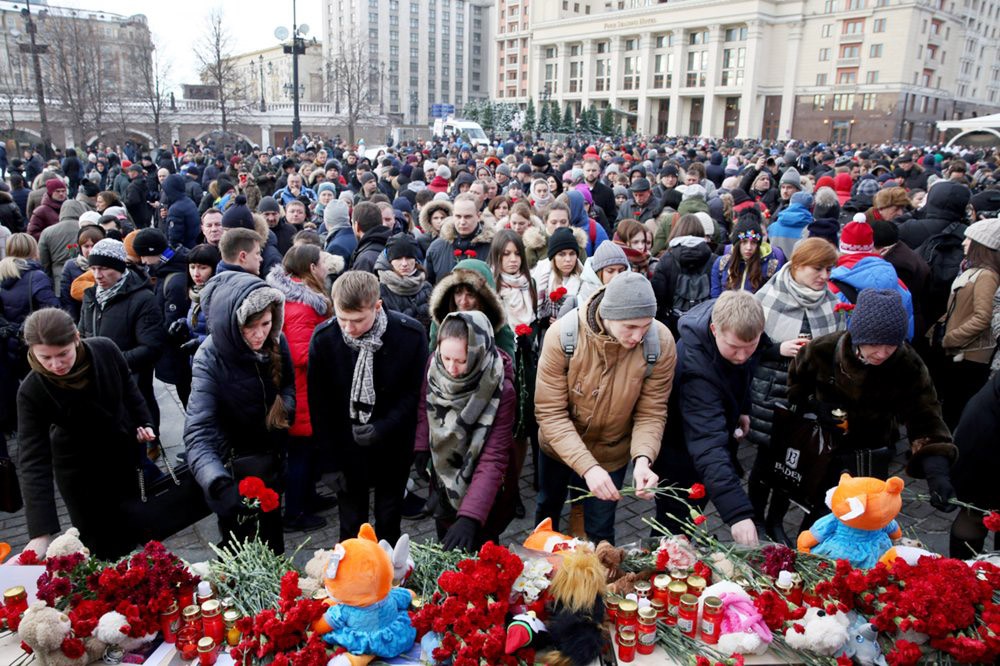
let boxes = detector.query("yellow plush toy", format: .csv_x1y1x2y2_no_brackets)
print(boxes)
311,524,416,666
796,473,904,569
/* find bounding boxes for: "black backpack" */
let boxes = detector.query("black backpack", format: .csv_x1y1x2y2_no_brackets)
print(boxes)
915,221,966,305
670,253,712,328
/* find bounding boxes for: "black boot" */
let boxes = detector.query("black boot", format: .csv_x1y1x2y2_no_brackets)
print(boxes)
764,492,792,547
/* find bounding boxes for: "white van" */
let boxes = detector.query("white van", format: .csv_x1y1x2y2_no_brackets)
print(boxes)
435,118,490,148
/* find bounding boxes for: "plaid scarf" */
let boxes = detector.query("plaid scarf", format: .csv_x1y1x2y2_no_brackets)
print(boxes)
341,306,388,424
95,270,129,310
756,264,840,342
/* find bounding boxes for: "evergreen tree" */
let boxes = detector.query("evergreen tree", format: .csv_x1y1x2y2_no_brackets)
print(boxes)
464,100,479,123
601,106,616,136
523,98,537,133
481,102,495,131
539,101,551,132
562,103,574,132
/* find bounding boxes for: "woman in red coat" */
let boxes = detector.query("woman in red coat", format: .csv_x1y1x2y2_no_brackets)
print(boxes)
414,310,517,551
266,243,333,531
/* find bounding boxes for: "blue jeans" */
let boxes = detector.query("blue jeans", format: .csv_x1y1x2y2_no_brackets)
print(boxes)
535,452,628,545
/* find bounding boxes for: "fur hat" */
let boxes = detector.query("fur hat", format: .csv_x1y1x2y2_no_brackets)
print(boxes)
132,228,168,257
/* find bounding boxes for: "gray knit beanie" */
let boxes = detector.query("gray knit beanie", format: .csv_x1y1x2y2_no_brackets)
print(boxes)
849,289,907,347
779,167,802,190
591,240,629,273
599,272,656,321
88,238,128,273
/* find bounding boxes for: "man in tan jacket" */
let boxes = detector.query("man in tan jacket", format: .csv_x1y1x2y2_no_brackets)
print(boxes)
534,271,677,544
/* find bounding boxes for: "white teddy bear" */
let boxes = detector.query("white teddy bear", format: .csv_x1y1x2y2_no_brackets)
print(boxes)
783,606,851,656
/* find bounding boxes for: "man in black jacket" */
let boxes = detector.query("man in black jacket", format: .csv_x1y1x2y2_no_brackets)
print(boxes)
583,158,617,224
653,290,767,545
308,271,428,544
124,164,153,229
350,201,392,273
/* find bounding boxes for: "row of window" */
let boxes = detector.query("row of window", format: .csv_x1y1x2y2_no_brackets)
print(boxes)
811,92,879,111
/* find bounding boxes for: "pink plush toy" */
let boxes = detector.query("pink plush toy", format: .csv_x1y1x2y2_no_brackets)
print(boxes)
716,592,773,656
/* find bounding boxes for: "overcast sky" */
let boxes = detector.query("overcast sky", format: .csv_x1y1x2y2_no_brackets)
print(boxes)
48,0,323,90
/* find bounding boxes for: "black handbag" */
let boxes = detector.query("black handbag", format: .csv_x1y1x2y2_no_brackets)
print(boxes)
120,444,211,542
0,454,23,513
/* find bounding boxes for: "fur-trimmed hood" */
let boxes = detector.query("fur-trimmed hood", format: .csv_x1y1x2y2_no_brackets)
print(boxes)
438,217,497,246
518,217,549,252
266,264,331,316
418,199,453,237
202,270,285,360
429,262,506,333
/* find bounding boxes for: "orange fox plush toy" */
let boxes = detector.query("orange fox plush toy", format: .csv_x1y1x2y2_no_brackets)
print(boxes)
312,524,416,666
797,473,904,569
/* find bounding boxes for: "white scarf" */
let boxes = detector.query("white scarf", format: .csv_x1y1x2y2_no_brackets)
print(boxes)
498,272,535,328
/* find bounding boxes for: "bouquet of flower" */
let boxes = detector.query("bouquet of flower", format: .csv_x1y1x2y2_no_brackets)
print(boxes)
548,286,568,308
230,571,330,666
239,476,280,514
410,542,529,666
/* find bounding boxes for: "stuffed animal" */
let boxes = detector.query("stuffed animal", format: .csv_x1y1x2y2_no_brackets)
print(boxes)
378,534,413,586
535,550,609,666
783,606,850,656
523,518,587,554
300,548,336,597
94,610,157,653
18,602,105,666
797,473,904,569
312,524,416,666
45,528,89,560
0,542,10,564
504,611,549,654
836,613,888,666
698,582,772,656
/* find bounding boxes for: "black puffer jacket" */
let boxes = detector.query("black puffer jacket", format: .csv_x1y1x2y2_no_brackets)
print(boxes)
951,372,1000,509
0,190,24,233
652,238,715,337
150,249,190,385
184,271,295,497
898,181,970,250
79,268,164,375
746,356,791,450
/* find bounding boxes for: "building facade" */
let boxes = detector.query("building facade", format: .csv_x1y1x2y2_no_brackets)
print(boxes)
323,0,494,126
222,41,326,107
512,0,1000,143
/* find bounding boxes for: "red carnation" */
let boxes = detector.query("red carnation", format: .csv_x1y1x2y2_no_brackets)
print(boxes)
259,488,280,513
464,250,476,258
886,640,923,666
984,512,1000,532
549,286,568,303
60,637,86,660
833,302,855,313
238,476,266,499
692,514,707,526
17,549,40,565
514,324,533,336
688,483,706,500
453,249,463,257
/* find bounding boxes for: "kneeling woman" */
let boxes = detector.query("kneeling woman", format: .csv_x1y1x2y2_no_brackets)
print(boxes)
185,271,295,553
16,308,156,560
415,311,517,551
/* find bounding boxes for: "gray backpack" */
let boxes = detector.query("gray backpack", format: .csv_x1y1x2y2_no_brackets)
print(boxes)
558,307,660,378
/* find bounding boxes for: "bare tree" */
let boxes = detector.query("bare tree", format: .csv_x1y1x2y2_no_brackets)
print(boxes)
194,9,243,135
137,40,172,146
329,37,378,146
0,32,24,139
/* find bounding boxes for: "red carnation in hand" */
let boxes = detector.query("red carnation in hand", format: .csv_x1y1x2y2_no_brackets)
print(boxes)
258,488,280,513
688,483,706,500
984,511,1000,532
17,549,40,565
464,250,477,258
549,286,568,303
514,324,533,337
453,249,463,257
238,476,266,499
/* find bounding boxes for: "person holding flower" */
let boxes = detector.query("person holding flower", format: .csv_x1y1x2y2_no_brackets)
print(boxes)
15,307,155,560
532,227,597,336
414,311,517,551
535,272,676,544
185,270,294,553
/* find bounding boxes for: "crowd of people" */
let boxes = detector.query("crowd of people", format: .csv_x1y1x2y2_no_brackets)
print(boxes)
1,132,999,561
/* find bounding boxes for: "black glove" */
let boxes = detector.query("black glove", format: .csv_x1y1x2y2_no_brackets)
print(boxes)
352,423,379,447
207,476,241,519
413,450,431,478
168,318,191,342
180,338,201,355
922,455,957,512
441,516,478,552
321,470,347,495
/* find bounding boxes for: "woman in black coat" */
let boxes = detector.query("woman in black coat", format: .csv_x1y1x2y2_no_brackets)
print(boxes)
184,270,295,553
378,234,432,328
15,308,156,560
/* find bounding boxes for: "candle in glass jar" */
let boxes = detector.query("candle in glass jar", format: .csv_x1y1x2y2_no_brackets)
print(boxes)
197,637,217,666
616,599,638,634
616,629,636,663
633,580,652,600
686,574,706,598
700,595,723,644
637,607,657,655
604,593,621,624
182,604,202,634
160,602,181,643
678,594,698,638
652,574,670,605
3,587,28,615
665,581,687,626
201,600,225,645
177,625,200,661
223,610,242,648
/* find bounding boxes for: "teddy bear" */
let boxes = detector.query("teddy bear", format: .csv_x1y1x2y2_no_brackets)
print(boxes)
698,581,773,656
94,611,157,653
300,548,336,597
783,606,851,656
797,473,904,569
836,613,888,666
45,528,89,560
18,602,105,666
311,523,416,666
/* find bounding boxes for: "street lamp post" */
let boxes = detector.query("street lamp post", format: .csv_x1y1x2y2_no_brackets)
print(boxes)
21,0,51,157
379,61,385,116
258,55,266,112
275,0,307,140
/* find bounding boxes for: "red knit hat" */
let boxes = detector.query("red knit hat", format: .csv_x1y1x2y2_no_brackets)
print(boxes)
46,179,67,196
839,220,874,254
816,175,836,190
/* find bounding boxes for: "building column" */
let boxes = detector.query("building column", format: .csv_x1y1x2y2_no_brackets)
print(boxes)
581,39,595,110
738,20,764,138
63,127,75,149
261,125,271,148
533,43,547,99
558,41,572,105
778,21,804,139
637,35,652,134
609,35,624,113
702,24,723,137
668,29,685,135
170,125,180,143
